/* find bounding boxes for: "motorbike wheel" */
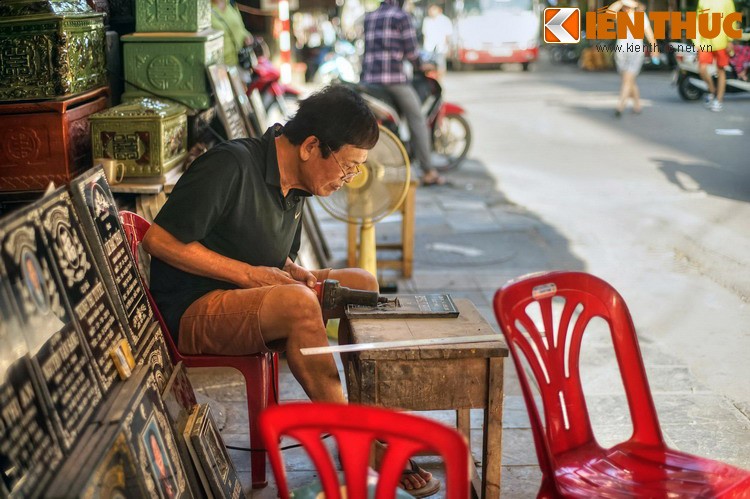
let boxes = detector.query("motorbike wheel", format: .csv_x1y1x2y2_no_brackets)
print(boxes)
431,113,471,173
266,93,299,125
678,74,703,101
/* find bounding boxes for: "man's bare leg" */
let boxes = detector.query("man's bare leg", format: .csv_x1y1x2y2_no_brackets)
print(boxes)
259,284,345,403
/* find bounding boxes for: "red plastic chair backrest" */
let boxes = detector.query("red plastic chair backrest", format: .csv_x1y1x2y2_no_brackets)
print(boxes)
119,210,185,363
493,272,663,466
260,402,471,499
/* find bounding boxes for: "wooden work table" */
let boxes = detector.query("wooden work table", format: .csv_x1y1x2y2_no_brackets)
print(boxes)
342,298,509,498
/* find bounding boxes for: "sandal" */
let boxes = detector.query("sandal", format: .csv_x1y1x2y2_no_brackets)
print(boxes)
421,172,448,187
400,459,441,498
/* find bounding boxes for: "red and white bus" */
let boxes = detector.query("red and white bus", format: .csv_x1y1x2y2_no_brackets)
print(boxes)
449,0,541,70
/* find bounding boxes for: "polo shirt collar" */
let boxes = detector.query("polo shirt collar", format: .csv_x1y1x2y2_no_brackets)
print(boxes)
263,124,312,201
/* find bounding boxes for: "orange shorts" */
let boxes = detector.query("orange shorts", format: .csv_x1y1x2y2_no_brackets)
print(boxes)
698,49,730,67
177,268,331,355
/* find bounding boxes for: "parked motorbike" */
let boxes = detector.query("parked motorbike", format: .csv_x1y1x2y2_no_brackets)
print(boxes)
348,59,471,172
671,41,750,101
246,38,301,123
313,39,360,85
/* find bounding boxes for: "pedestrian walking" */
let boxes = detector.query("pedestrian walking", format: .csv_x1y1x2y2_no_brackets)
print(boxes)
422,4,453,79
610,0,658,117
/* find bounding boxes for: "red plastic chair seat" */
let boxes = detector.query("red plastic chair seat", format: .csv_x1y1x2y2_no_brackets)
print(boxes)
119,210,278,489
260,402,471,499
493,271,750,499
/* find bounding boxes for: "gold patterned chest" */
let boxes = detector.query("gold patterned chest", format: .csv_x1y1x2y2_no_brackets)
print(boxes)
0,0,107,102
89,98,188,178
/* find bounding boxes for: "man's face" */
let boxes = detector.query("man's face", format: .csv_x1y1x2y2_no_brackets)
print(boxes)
307,144,369,197
151,434,166,476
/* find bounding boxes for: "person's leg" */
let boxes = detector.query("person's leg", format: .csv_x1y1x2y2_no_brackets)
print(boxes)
387,84,435,177
259,284,346,403
698,51,716,101
630,73,642,113
616,73,629,115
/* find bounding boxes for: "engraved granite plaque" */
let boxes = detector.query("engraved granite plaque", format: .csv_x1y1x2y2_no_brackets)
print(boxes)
0,278,63,497
184,403,244,499
100,365,194,498
0,203,102,451
162,362,202,496
227,65,263,138
69,168,151,353
38,188,127,392
208,64,250,140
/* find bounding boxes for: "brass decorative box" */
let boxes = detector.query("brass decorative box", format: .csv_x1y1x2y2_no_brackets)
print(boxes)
0,0,107,102
89,98,188,177
0,87,108,193
135,0,210,33
121,29,223,111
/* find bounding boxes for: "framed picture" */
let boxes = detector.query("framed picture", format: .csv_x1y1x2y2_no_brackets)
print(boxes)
226,66,263,138
141,414,181,499
184,404,244,498
207,64,250,140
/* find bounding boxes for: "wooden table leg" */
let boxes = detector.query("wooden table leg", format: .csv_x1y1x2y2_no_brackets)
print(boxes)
482,358,504,499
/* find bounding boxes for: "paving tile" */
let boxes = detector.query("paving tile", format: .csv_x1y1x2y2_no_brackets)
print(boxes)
499,466,543,499
662,421,750,469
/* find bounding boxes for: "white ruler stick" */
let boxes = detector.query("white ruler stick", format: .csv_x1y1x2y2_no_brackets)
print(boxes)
300,335,502,356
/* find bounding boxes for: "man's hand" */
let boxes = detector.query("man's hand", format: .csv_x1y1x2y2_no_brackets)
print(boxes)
283,261,317,288
241,266,298,288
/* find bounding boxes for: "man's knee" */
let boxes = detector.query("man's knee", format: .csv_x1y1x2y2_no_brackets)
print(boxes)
262,285,323,334
329,268,379,292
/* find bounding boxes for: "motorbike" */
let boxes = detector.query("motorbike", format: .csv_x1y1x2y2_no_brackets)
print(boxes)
245,38,301,124
348,57,471,172
670,41,750,101
312,39,360,85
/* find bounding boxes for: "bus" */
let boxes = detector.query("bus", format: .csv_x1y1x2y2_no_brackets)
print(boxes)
449,0,541,70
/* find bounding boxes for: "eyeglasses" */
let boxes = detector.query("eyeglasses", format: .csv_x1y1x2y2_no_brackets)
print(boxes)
327,146,362,182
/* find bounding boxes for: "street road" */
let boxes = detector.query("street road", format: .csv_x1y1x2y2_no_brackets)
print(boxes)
442,56,750,409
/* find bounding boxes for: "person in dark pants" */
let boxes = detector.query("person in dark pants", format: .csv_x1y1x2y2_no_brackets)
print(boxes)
361,0,446,187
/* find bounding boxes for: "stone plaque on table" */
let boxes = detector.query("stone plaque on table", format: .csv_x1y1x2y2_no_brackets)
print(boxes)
38,188,127,393
208,64,250,140
0,0,107,102
0,202,102,451
0,277,64,497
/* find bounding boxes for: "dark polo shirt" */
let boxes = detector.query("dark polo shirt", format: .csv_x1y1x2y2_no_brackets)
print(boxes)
150,126,309,339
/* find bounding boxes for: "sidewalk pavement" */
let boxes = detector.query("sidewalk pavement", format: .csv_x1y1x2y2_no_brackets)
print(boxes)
188,157,750,497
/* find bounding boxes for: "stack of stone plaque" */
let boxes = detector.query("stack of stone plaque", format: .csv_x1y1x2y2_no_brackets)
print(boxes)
46,366,195,498
0,0,109,194
0,167,247,498
0,279,64,497
121,0,222,112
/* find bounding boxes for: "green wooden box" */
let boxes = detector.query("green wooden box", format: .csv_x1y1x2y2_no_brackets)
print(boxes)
89,98,188,177
135,0,211,32
121,29,223,111
0,0,107,102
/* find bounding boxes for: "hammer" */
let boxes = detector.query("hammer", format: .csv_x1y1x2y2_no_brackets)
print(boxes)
313,279,395,310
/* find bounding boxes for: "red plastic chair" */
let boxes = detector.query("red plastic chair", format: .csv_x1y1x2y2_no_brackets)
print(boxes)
119,210,278,489
493,271,750,498
260,402,471,499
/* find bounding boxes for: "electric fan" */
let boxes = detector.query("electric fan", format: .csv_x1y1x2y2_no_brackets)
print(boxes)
317,125,410,277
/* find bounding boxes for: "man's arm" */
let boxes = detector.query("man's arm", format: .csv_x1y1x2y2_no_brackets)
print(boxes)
143,222,298,288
